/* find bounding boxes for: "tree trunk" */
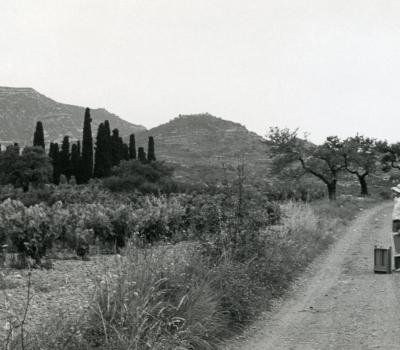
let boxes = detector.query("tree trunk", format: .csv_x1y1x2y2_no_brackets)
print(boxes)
358,174,369,196
327,180,337,201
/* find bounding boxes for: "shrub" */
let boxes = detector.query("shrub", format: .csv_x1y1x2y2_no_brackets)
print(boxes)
103,160,177,194
0,199,53,265
59,174,68,185
0,146,53,191
107,204,138,249
135,196,186,243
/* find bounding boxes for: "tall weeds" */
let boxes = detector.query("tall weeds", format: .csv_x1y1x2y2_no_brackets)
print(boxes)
86,243,227,350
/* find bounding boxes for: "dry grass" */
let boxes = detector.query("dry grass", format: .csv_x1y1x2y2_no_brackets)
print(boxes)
86,243,226,350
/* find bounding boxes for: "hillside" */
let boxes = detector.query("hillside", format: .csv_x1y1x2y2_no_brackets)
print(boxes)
136,114,271,185
137,113,267,164
0,87,145,145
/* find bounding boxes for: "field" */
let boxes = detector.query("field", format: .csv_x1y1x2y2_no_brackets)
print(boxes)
0,186,377,350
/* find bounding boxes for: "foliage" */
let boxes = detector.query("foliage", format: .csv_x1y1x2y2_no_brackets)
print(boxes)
147,136,156,162
0,199,54,265
342,135,378,196
59,174,68,185
48,142,61,184
129,133,136,159
94,122,112,178
138,147,146,163
376,140,400,172
70,141,81,183
111,128,124,166
266,127,346,200
0,146,53,191
33,121,45,148
60,136,71,180
81,107,93,183
103,160,176,194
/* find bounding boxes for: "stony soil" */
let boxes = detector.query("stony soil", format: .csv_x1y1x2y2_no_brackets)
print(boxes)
0,255,119,342
225,202,400,350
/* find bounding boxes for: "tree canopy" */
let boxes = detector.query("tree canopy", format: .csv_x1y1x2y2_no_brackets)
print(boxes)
341,135,377,196
266,128,346,200
0,146,52,191
81,107,93,183
33,121,45,148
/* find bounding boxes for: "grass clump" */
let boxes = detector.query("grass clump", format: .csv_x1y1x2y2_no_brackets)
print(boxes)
87,243,226,350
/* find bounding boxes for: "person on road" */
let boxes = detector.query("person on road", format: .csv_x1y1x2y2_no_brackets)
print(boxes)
392,184,400,232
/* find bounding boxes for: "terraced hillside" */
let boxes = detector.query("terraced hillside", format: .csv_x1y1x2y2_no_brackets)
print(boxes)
135,114,271,185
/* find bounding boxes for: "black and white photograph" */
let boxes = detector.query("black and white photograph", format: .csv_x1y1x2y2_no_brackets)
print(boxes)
1,1,400,349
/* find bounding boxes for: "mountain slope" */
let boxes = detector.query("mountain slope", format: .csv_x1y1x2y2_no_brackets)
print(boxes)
0,87,145,144
136,113,270,184
137,113,267,163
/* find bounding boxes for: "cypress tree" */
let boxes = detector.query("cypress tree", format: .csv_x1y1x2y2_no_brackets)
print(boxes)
147,136,156,162
94,123,109,178
33,121,45,148
49,142,61,184
94,123,103,178
48,142,55,160
129,134,136,159
60,136,71,179
13,143,20,155
122,143,129,161
76,141,82,183
138,147,146,163
104,120,112,169
77,140,81,156
111,128,123,166
70,142,81,182
118,136,124,161
81,108,93,183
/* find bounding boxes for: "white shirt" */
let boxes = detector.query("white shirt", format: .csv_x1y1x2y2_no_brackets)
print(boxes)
393,197,400,220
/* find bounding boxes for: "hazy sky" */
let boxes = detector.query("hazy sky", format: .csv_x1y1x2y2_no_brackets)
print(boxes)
1,0,400,143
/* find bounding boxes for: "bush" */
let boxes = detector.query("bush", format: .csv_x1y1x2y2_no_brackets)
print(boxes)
0,146,53,191
103,160,178,194
0,199,54,265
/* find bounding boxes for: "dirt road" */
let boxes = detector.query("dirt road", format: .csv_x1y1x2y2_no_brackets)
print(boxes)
225,202,400,350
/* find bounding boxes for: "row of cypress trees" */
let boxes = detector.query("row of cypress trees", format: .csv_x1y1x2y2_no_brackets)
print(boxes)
33,108,156,184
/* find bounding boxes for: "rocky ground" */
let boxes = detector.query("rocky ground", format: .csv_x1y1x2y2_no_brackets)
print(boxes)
0,255,120,343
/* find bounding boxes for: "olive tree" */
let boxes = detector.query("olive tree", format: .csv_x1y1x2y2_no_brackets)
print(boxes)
341,135,377,196
266,127,345,200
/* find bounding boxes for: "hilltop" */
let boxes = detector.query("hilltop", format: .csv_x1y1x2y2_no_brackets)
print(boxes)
136,113,270,185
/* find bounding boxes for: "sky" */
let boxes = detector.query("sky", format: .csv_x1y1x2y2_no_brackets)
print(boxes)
1,0,400,143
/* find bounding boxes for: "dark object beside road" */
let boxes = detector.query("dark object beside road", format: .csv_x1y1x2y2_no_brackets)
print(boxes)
374,246,392,274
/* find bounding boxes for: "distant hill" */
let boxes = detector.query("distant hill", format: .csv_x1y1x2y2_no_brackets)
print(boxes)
136,114,271,185
0,87,145,145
